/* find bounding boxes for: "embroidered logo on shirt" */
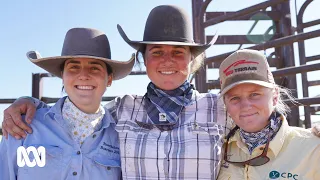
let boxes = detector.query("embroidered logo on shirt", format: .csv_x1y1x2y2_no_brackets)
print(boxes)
269,170,299,180
100,142,120,154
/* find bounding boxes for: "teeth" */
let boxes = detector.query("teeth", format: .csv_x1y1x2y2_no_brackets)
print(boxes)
76,85,94,90
160,71,175,75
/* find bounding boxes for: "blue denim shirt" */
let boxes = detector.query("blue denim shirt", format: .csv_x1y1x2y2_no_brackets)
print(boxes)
0,97,121,180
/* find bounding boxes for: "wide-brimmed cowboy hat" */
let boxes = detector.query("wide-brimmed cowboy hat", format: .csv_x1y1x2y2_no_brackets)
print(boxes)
117,5,218,58
27,27,135,80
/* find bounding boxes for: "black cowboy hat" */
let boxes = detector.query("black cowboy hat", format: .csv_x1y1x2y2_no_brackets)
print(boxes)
117,5,218,58
27,28,135,80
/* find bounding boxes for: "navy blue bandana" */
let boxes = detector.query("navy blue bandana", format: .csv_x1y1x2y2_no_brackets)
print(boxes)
144,81,194,124
239,112,283,154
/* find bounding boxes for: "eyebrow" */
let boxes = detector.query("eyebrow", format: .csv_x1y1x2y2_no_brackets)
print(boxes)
66,60,80,65
89,61,104,67
148,45,187,51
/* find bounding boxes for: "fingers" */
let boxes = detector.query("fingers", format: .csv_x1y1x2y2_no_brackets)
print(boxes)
25,105,36,125
3,115,25,139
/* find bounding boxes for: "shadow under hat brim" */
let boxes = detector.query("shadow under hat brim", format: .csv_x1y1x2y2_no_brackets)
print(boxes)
117,24,218,57
220,80,275,97
27,51,135,80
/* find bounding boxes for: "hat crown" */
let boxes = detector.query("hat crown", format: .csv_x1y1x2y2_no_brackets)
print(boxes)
143,5,194,43
61,28,111,59
219,49,275,94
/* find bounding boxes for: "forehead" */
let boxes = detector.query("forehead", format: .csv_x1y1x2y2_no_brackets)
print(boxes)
225,83,272,96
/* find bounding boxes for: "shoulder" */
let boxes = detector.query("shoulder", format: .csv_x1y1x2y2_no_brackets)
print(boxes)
287,126,320,141
104,95,143,109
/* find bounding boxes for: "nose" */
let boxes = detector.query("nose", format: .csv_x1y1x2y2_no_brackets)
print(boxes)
78,68,90,80
240,98,252,110
161,52,174,65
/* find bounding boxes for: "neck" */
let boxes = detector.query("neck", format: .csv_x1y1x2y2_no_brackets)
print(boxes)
68,99,100,114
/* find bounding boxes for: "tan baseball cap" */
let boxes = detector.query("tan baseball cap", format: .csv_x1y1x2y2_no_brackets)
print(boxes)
219,49,275,96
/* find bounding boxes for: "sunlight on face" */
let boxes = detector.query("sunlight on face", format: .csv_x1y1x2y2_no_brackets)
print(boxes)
62,58,112,113
144,44,192,90
224,83,277,132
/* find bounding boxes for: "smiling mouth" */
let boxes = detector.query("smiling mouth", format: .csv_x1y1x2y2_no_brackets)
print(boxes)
240,112,258,118
159,71,177,75
75,85,95,90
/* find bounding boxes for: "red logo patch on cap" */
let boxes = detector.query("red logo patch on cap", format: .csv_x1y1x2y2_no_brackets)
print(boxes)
223,60,259,76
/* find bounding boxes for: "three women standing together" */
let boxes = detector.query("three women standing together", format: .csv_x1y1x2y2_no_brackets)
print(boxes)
1,4,320,180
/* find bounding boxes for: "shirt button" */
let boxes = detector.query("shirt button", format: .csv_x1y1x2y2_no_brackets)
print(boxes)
92,134,96,138
77,151,81,155
73,172,77,176
107,167,111,170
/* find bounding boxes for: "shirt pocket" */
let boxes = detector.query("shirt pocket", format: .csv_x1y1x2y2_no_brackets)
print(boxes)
92,154,121,178
182,122,224,178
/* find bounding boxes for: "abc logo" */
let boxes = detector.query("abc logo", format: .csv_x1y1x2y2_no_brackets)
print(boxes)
17,146,46,167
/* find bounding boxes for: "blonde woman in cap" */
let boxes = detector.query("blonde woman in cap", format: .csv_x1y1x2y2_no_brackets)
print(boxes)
0,27,135,180
217,49,320,180
2,5,226,179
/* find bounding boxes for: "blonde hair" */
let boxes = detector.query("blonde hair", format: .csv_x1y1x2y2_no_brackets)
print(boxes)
273,84,297,116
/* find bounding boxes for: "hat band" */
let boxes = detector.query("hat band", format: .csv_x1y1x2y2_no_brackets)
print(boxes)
143,36,195,43
222,73,272,90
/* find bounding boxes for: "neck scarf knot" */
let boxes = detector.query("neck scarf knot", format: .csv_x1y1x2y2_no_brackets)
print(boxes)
239,112,283,154
62,97,104,145
144,81,194,124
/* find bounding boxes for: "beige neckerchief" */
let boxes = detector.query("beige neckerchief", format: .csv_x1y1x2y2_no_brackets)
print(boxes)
62,97,104,145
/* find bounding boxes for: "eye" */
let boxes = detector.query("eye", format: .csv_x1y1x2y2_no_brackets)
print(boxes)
152,51,163,56
173,50,183,55
91,66,101,71
69,65,80,69
229,96,240,102
250,92,261,98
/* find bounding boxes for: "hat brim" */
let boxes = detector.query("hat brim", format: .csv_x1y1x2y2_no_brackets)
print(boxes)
27,51,135,80
117,24,218,57
220,80,275,97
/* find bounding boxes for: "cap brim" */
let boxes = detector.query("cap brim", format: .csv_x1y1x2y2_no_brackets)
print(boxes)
220,80,275,97
117,24,218,57
27,51,135,80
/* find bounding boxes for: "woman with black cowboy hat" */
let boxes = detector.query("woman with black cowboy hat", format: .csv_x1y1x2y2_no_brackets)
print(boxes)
0,27,135,179
109,5,224,180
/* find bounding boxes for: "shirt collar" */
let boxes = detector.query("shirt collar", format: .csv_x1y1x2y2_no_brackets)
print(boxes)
268,115,288,157
228,114,288,157
45,96,116,130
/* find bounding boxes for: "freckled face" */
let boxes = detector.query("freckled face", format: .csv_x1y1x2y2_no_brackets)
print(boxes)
144,44,192,90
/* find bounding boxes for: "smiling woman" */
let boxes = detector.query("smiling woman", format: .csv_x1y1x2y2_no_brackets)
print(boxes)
62,58,112,114
217,49,320,180
0,27,135,180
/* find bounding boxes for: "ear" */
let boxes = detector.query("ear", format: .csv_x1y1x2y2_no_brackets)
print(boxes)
107,75,113,87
